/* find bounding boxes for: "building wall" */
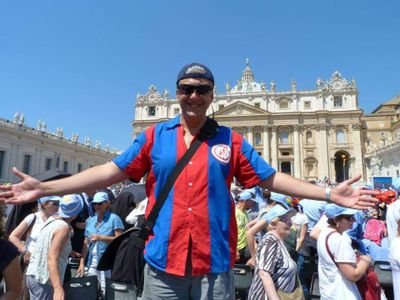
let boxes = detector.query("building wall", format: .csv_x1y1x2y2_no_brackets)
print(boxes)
363,96,400,181
132,63,366,183
0,117,117,184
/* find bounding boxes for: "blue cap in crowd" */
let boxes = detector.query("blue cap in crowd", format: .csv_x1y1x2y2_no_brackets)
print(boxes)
38,195,62,204
324,203,358,219
237,190,256,202
176,63,214,85
270,192,291,209
58,194,83,218
92,192,111,204
264,205,290,224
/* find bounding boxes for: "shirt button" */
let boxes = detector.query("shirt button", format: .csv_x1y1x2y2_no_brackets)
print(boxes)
189,161,193,165
188,207,192,212
188,182,193,187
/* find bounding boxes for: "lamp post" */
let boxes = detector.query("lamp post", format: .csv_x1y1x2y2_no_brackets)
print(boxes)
341,154,346,181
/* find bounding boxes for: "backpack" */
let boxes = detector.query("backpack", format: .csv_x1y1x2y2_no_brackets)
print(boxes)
363,219,386,246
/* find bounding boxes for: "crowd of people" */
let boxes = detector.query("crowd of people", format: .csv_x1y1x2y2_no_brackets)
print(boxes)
232,181,400,300
0,62,388,300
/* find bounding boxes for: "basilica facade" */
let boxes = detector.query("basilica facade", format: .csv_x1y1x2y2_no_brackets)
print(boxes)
132,62,365,183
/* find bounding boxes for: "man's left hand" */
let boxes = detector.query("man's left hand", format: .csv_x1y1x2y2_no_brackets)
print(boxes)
332,175,379,209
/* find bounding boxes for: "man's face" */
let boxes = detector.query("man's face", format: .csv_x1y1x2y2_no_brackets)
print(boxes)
176,78,213,120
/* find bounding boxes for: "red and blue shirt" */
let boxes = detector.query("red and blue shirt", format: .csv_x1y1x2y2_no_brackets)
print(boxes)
113,116,275,276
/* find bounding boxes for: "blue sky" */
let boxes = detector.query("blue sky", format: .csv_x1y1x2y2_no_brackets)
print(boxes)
1,1,399,150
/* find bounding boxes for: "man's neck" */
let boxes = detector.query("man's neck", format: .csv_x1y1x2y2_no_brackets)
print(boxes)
180,115,207,136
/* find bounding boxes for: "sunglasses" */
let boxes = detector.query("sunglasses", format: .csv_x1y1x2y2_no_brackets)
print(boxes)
177,84,213,96
340,214,355,221
93,202,106,206
44,201,59,206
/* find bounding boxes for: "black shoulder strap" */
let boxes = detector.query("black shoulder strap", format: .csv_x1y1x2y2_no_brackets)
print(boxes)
135,118,218,247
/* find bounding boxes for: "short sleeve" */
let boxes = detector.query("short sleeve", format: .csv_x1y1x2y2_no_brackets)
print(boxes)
330,233,357,264
258,235,281,273
112,214,124,231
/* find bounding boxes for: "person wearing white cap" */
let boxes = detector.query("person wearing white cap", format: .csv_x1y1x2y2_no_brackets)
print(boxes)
317,204,371,300
25,194,83,300
248,205,302,300
77,191,124,296
9,195,61,300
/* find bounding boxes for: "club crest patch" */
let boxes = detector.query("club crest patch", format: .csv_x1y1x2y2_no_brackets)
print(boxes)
211,144,231,164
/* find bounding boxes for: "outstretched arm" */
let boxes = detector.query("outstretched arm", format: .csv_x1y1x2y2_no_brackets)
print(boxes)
260,172,378,209
0,162,128,204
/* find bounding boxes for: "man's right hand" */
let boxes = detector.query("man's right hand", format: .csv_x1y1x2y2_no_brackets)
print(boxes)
246,257,256,268
0,167,44,204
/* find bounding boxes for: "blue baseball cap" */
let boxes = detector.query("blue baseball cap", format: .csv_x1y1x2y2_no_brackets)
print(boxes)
270,192,291,209
39,195,62,204
237,190,256,202
324,203,359,219
92,192,111,204
58,194,83,218
264,205,290,224
176,63,214,85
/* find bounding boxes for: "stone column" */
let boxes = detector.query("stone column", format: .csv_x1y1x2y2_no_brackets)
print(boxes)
351,124,364,180
247,127,253,145
317,124,330,179
263,126,270,163
270,126,278,169
293,125,301,178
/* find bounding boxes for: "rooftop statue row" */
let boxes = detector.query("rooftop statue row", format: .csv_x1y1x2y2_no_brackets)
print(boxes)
136,60,357,103
9,112,115,153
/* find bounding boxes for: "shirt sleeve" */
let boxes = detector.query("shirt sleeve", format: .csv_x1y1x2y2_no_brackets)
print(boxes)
331,233,357,264
112,214,124,231
232,131,276,188
258,235,280,274
112,129,152,181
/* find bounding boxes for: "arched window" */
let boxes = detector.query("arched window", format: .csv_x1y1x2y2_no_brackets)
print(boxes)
279,130,289,144
336,129,346,143
306,131,313,144
255,132,262,145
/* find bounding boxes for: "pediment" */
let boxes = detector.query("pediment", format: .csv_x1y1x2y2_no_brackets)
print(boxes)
214,101,268,117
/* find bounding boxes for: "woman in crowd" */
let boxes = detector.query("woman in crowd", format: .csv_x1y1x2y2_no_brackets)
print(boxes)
246,192,291,267
248,205,303,300
77,191,124,296
389,218,400,300
25,194,83,300
9,196,60,300
317,203,371,300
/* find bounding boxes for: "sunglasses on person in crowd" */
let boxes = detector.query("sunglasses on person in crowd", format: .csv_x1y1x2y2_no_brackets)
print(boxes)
44,201,59,206
93,202,106,206
340,214,356,221
177,84,213,96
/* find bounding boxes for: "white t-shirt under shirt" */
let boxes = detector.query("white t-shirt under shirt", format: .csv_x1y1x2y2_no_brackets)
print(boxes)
317,228,361,300
389,236,400,300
